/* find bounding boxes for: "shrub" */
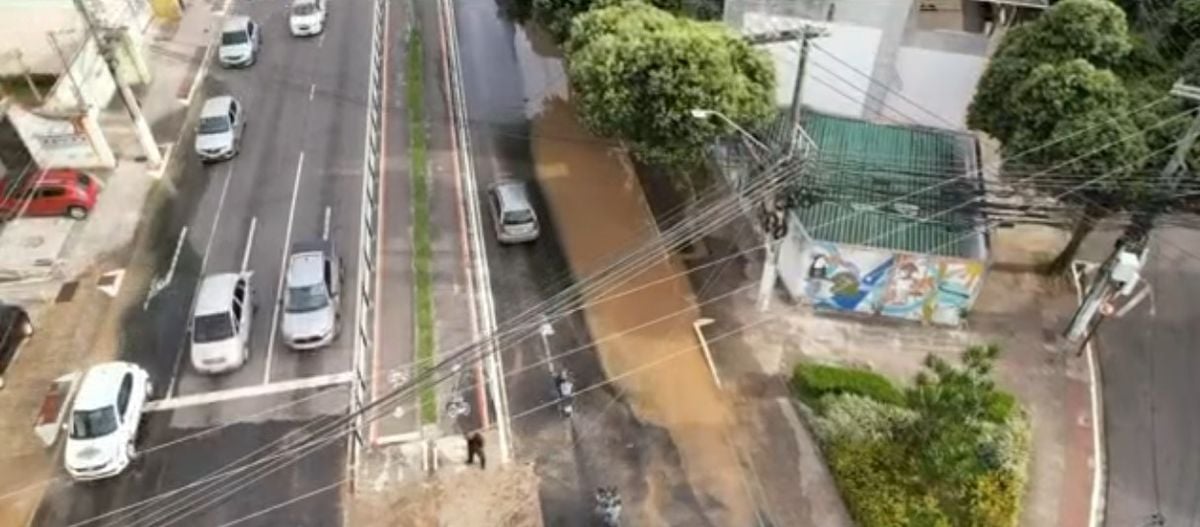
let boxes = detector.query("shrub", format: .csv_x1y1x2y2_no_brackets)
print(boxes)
965,470,1026,527
813,393,917,444
826,440,953,527
792,363,906,407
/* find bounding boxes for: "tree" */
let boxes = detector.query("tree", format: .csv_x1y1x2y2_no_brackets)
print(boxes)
511,0,721,42
967,0,1139,273
968,0,1132,142
564,1,775,168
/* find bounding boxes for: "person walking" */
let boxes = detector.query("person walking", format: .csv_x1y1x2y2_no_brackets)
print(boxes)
466,432,486,469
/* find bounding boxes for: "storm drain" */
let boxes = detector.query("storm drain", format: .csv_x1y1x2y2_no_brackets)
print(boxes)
55,281,79,304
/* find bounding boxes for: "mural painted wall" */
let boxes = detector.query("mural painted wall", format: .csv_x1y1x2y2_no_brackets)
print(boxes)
778,237,986,326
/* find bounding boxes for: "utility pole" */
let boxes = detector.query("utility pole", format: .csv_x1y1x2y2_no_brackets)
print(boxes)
737,23,827,311
1064,81,1200,346
72,0,162,168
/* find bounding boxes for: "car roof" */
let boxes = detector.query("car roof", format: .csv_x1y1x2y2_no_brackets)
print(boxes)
195,273,241,315
222,16,251,32
200,96,234,117
287,242,329,287
28,169,85,187
493,181,531,208
74,362,136,410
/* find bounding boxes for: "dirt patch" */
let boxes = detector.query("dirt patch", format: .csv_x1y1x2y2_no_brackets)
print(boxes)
530,96,756,526
349,463,542,527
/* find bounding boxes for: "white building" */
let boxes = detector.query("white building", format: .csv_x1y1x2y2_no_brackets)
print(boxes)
0,0,155,171
723,0,1044,130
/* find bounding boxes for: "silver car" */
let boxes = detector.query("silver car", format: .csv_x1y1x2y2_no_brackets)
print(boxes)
281,240,343,350
194,96,245,162
488,180,540,244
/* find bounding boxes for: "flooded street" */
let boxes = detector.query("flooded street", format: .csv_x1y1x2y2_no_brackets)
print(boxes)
517,29,761,526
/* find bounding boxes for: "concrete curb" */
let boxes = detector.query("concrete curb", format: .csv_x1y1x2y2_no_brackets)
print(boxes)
1070,261,1107,527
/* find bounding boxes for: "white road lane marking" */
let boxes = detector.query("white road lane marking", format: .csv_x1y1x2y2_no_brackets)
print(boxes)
166,162,237,399
242,216,257,272
309,83,316,101
146,371,353,412
323,206,331,241
263,152,306,385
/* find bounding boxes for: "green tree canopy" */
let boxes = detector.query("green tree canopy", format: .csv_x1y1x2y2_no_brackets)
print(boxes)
967,0,1133,140
564,1,776,166
508,0,720,42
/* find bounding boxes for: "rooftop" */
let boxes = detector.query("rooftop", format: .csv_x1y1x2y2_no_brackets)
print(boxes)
710,109,986,259
790,111,985,258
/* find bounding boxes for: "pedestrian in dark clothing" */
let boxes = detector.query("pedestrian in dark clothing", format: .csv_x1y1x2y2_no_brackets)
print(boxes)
466,432,486,469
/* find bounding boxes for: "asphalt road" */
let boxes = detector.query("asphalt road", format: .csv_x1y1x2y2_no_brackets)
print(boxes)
442,2,721,524
1098,226,1200,527
31,0,384,522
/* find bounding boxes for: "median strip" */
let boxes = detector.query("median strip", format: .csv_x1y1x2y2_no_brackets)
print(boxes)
408,26,438,425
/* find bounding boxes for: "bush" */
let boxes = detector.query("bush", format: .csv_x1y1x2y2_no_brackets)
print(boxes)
792,363,906,407
813,394,917,444
826,440,953,527
965,470,1026,527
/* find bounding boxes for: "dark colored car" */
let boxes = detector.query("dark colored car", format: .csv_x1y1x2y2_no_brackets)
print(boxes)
0,304,33,389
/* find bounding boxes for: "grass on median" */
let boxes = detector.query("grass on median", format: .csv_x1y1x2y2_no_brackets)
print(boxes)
408,27,438,425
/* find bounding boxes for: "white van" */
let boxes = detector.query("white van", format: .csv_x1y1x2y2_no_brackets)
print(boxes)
190,272,255,374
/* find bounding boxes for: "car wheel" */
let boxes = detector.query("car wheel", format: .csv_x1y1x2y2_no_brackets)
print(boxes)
67,206,88,220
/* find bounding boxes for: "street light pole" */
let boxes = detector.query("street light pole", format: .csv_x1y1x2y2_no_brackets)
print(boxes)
72,0,162,168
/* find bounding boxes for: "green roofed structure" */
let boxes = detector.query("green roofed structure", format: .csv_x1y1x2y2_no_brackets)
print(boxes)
709,109,989,326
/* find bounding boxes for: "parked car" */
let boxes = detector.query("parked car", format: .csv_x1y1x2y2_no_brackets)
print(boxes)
289,0,327,37
190,272,255,374
194,96,246,163
0,169,99,221
218,16,261,68
281,240,342,350
488,180,540,244
0,304,32,390
63,361,152,481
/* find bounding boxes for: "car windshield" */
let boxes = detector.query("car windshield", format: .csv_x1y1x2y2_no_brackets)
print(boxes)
292,3,317,15
286,284,329,313
502,210,534,226
198,116,230,134
193,313,235,343
221,30,249,45
70,406,118,439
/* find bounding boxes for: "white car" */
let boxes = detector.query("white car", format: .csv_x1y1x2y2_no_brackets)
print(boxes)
190,272,255,374
218,16,261,68
289,0,327,37
64,362,152,481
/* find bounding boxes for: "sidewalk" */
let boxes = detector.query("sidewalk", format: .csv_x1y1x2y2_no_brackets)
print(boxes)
529,96,759,526
695,231,1097,527
0,6,222,525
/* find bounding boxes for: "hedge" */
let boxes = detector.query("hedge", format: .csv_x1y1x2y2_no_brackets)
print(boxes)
792,362,906,407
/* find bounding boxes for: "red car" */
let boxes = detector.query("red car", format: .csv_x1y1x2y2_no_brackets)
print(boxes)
0,169,99,221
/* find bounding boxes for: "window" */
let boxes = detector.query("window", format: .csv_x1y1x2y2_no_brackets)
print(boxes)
286,284,329,313
221,29,249,46
70,406,118,439
36,187,66,199
198,116,231,134
324,259,332,290
231,297,243,330
116,374,133,417
292,2,317,15
193,313,235,343
502,209,534,226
